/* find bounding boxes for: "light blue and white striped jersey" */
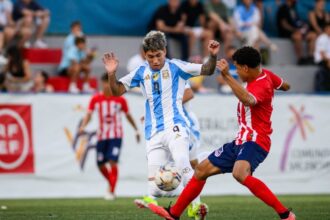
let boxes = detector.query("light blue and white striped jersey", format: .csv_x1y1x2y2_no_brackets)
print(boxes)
183,83,201,141
119,59,202,140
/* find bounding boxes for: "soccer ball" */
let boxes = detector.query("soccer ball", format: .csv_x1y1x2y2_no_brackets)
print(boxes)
154,164,182,191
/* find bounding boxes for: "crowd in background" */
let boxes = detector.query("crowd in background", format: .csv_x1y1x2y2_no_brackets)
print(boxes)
0,0,330,93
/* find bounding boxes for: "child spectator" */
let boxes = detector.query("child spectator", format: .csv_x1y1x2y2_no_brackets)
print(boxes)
63,21,83,57
32,70,53,93
13,0,50,48
58,36,95,93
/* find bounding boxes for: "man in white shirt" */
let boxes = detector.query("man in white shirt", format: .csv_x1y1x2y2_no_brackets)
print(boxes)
314,22,330,67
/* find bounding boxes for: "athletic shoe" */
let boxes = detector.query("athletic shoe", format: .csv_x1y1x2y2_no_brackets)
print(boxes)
68,82,80,94
34,39,48,48
134,196,158,209
189,203,208,220
104,191,115,201
281,211,296,220
148,203,179,220
82,83,94,93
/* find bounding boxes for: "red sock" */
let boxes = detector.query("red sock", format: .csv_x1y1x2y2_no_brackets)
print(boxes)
99,165,112,189
170,176,206,217
109,165,118,193
243,175,287,214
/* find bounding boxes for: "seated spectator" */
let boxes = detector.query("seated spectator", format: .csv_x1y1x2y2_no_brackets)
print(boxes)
149,0,191,61
180,0,213,60
277,0,317,65
3,45,33,92
309,0,330,37
233,0,277,51
31,70,53,93
0,72,6,92
0,0,16,64
204,0,234,50
13,0,50,48
217,45,239,93
58,36,95,93
126,46,145,73
63,21,83,56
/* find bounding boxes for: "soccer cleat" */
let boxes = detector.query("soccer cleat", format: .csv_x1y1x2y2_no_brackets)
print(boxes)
149,203,179,220
281,211,296,220
104,191,115,201
134,196,158,209
188,203,208,220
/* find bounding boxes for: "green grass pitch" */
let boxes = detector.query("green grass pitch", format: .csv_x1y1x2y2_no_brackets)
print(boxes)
1,195,330,220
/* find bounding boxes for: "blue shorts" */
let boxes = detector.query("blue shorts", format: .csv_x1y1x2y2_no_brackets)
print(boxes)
96,139,122,165
208,141,268,173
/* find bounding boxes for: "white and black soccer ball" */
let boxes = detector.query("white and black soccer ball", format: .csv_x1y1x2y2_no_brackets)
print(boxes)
154,164,182,191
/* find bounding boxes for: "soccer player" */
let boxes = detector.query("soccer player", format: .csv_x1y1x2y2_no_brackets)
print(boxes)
79,73,140,200
149,46,295,220
134,83,203,218
102,31,220,218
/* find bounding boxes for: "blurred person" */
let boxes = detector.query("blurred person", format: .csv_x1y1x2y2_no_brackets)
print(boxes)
149,0,192,61
3,45,32,92
63,21,83,56
222,0,237,15
0,73,6,92
31,70,53,93
126,45,145,73
148,46,294,220
277,0,317,65
204,0,235,50
103,30,220,218
309,0,330,37
0,0,15,64
233,0,277,51
180,0,213,59
58,36,95,93
79,73,140,200
12,0,50,48
217,45,239,93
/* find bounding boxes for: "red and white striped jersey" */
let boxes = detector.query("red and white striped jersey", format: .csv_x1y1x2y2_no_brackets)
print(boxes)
235,69,283,152
88,93,129,141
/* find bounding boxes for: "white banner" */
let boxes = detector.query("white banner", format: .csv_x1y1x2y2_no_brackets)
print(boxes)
0,94,329,198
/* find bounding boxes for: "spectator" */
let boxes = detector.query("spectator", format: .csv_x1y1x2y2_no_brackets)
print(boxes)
0,0,16,64
58,36,95,93
277,0,317,65
63,21,83,56
0,73,6,92
222,0,237,15
233,0,277,51
3,45,33,92
31,70,53,93
126,46,145,73
217,45,239,93
180,0,213,60
204,0,234,50
13,0,50,48
149,0,191,61
309,0,330,37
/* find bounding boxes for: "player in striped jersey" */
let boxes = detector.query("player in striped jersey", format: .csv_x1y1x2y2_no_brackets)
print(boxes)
149,47,295,220
79,73,140,200
103,31,219,219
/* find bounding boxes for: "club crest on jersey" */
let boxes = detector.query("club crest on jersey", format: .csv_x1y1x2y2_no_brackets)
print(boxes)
152,72,159,81
144,74,150,80
162,70,169,79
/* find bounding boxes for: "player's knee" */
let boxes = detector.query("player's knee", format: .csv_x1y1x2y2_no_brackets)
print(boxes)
232,170,246,184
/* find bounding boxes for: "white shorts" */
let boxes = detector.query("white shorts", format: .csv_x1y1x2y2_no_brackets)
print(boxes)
188,130,200,161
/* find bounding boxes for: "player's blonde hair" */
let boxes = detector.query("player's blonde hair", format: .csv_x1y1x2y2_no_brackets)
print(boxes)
142,31,167,52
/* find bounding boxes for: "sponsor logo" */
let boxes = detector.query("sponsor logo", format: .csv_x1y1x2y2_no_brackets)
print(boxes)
0,105,34,173
162,70,169,79
214,147,223,157
144,74,150,80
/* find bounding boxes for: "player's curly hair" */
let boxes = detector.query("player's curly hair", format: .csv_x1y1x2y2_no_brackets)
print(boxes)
232,46,261,68
142,30,167,52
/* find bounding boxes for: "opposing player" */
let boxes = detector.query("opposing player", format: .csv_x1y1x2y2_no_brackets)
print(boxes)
134,83,203,218
149,46,295,220
79,73,140,200
103,31,219,218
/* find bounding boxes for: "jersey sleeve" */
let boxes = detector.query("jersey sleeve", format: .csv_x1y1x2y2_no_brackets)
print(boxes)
248,81,271,104
88,95,97,113
119,65,145,91
120,97,129,113
171,59,202,80
268,71,283,90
